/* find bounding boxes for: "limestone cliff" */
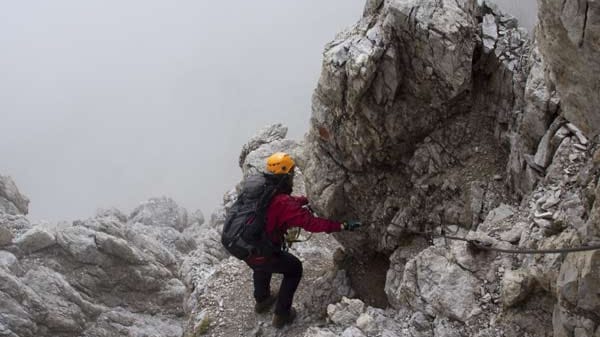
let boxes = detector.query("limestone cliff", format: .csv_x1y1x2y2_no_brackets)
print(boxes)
302,0,600,336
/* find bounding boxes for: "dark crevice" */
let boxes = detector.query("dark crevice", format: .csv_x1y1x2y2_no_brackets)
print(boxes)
579,1,589,48
346,252,391,308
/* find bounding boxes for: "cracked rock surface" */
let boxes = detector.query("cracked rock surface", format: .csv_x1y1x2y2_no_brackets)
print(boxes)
2,0,600,336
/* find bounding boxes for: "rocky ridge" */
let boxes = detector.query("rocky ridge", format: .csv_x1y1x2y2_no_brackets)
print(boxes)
2,0,600,336
0,191,206,337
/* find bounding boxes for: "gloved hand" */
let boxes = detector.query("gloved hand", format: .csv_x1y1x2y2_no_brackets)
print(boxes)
342,220,362,231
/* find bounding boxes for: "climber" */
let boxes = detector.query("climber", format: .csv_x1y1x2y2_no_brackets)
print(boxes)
245,152,361,329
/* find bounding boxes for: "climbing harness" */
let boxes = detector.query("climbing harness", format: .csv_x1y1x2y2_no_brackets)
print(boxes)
285,227,313,248
284,205,316,249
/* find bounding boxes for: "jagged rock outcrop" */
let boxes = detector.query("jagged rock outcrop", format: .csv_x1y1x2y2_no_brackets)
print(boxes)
302,0,600,336
305,0,533,252
0,177,203,337
239,123,288,168
536,0,600,139
0,175,29,215
3,1,600,336
129,196,192,233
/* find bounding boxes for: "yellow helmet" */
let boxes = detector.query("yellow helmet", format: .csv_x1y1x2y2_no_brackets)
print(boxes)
266,152,295,175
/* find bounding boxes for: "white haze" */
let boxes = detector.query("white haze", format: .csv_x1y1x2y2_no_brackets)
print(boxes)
0,0,536,222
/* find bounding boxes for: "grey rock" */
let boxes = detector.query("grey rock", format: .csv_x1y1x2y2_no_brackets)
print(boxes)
129,197,189,232
82,308,183,337
534,117,568,169
566,123,589,145
507,46,554,196
482,14,498,53
499,222,526,243
304,328,339,337
95,207,128,223
534,211,554,219
327,297,365,326
125,224,181,264
521,48,556,150
477,204,515,235
180,227,229,311
385,238,430,308
0,175,29,215
238,123,288,168
80,216,126,238
553,305,597,337
557,250,600,314
189,209,205,227
15,227,56,253
433,317,463,337
95,232,145,264
399,245,481,322
342,326,367,337
56,226,110,265
502,269,536,307
356,312,377,335
22,267,102,333
0,250,19,273
537,0,600,138
524,154,545,173
0,226,13,246
541,190,562,210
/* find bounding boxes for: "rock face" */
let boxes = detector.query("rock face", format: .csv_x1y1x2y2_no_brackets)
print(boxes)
305,0,531,252
0,174,207,337
129,196,191,232
536,0,600,139
302,0,600,336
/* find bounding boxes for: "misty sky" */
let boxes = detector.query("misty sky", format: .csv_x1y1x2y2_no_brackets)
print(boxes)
1,1,536,222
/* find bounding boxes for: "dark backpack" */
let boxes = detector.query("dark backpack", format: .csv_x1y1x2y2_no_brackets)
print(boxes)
221,173,282,260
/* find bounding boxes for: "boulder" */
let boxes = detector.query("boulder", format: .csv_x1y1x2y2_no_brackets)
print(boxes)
0,251,20,273
501,269,536,307
398,245,481,322
0,175,29,215
15,227,56,253
557,250,600,314
482,14,498,53
327,297,365,326
129,197,189,232
0,226,13,246
238,123,288,168
94,232,145,264
56,226,110,266
22,267,102,333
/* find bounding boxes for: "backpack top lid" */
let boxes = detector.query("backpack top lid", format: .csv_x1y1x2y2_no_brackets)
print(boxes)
240,173,281,202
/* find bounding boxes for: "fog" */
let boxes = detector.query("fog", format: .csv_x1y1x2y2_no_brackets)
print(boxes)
1,1,537,222
493,0,538,31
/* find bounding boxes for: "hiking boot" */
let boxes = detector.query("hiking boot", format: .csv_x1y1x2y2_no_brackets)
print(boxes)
254,294,277,314
272,308,297,329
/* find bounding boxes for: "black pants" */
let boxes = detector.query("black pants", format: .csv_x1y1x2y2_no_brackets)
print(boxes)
246,251,303,315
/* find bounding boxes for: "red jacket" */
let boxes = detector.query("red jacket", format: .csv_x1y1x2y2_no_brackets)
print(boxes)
247,193,342,264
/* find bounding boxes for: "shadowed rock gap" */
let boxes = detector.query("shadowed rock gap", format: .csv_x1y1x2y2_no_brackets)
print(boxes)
346,252,391,309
